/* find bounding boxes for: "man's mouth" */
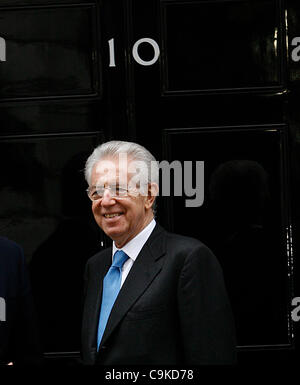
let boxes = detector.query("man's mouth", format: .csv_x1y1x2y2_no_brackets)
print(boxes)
103,213,123,218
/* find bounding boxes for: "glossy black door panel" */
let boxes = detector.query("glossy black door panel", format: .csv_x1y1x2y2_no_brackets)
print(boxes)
0,100,104,136
161,0,282,93
162,125,291,346
0,4,100,99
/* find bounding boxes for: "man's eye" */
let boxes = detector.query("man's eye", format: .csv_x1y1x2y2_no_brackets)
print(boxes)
93,189,103,197
117,187,128,195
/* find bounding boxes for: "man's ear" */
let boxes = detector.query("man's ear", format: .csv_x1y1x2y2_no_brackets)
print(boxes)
145,183,159,209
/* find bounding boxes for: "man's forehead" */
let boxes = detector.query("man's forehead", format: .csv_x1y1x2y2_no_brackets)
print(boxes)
91,156,131,182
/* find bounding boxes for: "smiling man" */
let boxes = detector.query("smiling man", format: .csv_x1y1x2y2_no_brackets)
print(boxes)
81,140,236,365
89,152,157,248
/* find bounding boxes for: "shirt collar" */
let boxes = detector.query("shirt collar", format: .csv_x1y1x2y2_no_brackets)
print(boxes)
112,218,156,262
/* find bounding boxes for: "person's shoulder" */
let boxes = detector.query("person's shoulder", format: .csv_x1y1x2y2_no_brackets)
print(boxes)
0,236,24,269
162,229,222,273
153,224,214,258
164,229,207,252
0,236,23,256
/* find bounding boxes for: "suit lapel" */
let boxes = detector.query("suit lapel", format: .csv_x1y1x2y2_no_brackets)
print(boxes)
99,225,166,347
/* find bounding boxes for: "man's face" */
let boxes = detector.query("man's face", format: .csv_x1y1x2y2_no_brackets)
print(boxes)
90,156,156,248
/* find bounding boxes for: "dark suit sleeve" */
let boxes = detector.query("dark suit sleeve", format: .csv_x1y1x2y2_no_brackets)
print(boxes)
177,243,237,365
80,260,92,365
14,245,43,365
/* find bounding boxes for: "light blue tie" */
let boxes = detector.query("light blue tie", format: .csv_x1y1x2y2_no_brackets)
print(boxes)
97,250,129,350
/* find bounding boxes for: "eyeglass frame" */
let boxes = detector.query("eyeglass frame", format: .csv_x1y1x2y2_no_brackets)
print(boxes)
86,183,146,201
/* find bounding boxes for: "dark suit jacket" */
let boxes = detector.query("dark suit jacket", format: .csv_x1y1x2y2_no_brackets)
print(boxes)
81,224,236,365
0,237,42,365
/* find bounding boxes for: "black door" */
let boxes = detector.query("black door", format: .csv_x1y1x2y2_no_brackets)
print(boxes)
0,0,299,365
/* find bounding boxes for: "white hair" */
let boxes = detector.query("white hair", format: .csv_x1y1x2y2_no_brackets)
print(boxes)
85,140,159,185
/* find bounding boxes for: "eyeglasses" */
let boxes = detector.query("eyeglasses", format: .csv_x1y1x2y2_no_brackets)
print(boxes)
86,184,137,201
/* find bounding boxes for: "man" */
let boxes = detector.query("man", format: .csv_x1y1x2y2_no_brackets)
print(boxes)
0,237,42,365
81,140,236,365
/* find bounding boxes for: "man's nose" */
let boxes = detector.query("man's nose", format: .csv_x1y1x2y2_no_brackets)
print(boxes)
100,188,115,206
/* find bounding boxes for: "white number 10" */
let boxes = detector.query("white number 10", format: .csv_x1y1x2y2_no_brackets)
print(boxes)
108,37,160,67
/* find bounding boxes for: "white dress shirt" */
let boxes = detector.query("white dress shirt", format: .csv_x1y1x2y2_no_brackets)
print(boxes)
112,218,156,287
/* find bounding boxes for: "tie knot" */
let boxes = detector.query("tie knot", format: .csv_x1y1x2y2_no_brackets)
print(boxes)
112,250,129,269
